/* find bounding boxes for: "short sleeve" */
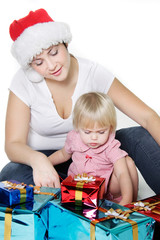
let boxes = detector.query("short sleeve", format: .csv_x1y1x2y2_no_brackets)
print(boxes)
91,63,115,93
105,134,128,163
64,131,74,154
9,68,34,107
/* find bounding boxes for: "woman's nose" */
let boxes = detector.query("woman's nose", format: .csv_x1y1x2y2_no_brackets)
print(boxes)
46,58,56,71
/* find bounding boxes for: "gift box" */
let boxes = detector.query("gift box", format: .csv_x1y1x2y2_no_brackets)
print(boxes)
0,187,60,240
0,180,33,206
61,174,105,208
125,194,160,239
48,197,155,239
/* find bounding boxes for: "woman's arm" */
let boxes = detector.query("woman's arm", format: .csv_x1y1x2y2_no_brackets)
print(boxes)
5,91,60,187
108,78,160,145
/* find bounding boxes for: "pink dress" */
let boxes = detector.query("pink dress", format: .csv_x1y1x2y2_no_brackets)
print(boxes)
65,130,127,192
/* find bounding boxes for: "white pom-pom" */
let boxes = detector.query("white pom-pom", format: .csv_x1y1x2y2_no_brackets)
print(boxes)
25,67,44,83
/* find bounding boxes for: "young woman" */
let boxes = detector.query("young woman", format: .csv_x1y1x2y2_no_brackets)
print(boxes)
0,9,160,194
49,92,138,205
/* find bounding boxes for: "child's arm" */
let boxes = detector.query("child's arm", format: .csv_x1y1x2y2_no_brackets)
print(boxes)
113,157,133,205
48,147,72,166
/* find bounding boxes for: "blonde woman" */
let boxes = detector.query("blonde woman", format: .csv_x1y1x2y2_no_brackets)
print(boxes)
49,92,138,205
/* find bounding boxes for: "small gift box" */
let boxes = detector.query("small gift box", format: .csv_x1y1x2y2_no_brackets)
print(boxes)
125,194,160,239
0,187,60,240
0,180,33,206
61,174,105,208
48,198,155,240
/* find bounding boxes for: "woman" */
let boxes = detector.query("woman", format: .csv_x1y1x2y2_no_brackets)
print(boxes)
0,8,160,193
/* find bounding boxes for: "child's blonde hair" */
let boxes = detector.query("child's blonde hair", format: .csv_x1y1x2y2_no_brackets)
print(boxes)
73,92,117,132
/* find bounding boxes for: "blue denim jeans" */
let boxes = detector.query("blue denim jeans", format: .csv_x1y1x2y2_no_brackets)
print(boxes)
0,126,160,194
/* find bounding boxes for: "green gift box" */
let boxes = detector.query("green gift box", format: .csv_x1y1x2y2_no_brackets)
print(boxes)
47,198,155,240
0,187,60,240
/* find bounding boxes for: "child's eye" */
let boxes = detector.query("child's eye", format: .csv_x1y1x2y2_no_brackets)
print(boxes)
99,131,105,134
84,130,90,134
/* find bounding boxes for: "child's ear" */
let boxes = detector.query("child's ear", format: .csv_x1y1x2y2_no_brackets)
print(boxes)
109,126,114,134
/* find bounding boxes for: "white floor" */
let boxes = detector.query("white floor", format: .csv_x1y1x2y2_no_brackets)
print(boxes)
137,169,155,200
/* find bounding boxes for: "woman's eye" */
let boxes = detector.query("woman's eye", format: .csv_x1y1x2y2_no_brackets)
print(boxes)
50,49,58,56
34,60,43,66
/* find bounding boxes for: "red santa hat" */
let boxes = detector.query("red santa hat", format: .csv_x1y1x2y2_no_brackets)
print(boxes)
9,9,72,82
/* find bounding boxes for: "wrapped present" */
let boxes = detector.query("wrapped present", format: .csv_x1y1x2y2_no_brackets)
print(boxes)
125,194,160,239
0,180,33,206
61,174,105,207
48,198,155,240
0,187,60,240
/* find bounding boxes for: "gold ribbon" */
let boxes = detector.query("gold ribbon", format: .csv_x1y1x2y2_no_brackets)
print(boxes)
4,208,13,240
75,182,85,206
130,200,160,215
90,207,138,240
19,189,27,204
33,186,58,199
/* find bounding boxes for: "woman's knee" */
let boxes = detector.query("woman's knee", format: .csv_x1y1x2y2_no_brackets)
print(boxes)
0,162,34,185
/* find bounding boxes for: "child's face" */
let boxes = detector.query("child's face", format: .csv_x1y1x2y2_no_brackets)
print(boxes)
79,123,110,149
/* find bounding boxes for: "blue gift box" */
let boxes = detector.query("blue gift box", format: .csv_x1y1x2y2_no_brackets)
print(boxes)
0,180,33,206
0,187,60,240
48,198,155,240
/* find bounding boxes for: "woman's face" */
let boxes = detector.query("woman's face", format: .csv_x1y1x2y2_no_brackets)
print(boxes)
31,43,70,82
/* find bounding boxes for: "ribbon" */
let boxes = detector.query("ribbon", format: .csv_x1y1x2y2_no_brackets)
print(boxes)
2,181,27,190
4,208,13,240
33,186,58,199
131,200,160,215
74,174,95,206
90,207,138,240
74,173,96,183
75,182,85,206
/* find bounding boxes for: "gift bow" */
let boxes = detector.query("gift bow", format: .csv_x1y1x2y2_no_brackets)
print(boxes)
90,207,138,240
2,181,27,204
104,208,130,219
3,181,27,190
131,200,160,215
133,201,152,211
74,174,96,183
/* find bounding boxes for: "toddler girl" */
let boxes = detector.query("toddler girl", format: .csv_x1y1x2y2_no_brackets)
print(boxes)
49,92,138,205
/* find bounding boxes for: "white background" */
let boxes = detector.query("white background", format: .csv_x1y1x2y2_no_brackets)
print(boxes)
0,0,160,170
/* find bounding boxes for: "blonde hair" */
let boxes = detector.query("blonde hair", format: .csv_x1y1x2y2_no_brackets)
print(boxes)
73,92,117,132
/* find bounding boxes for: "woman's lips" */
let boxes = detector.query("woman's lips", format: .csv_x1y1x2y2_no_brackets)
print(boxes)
52,67,62,76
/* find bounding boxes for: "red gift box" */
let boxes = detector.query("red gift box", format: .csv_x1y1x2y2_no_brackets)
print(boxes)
125,194,160,239
61,174,105,208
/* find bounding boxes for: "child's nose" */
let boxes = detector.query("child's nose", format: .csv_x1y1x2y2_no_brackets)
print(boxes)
91,132,98,139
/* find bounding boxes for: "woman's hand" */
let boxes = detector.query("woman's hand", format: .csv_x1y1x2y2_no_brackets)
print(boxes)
32,156,61,188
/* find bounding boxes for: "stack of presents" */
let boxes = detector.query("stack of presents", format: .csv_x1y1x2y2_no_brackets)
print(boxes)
0,174,159,239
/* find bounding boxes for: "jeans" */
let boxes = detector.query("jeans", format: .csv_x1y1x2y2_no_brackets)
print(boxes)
0,126,160,194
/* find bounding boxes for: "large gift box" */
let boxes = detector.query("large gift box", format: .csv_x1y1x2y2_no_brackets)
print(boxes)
0,180,33,206
125,194,160,239
48,198,155,239
61,174,105,207
0,186,60,240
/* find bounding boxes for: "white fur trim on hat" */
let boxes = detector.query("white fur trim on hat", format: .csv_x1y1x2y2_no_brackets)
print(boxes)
11,21,72,82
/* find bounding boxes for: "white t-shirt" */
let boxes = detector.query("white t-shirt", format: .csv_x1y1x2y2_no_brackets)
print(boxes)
9,57,115,150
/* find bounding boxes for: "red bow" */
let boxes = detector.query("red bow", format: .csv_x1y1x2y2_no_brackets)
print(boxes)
85,154,92,159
